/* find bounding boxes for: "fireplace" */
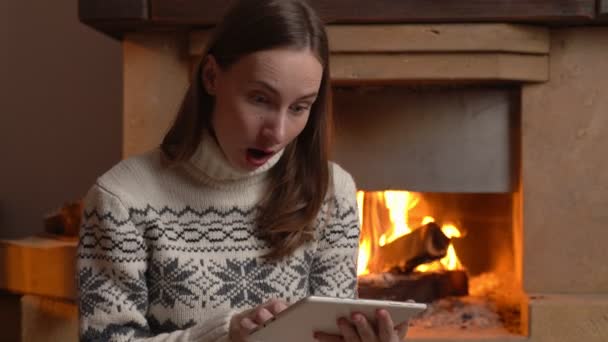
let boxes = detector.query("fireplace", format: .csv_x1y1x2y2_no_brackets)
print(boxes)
352,190,520,333
328,84,523,336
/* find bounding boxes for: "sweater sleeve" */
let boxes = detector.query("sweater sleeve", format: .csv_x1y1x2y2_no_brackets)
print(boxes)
309,166,361,299
77,184,234,342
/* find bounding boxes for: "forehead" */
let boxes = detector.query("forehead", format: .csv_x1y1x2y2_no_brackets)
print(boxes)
226,48,323,94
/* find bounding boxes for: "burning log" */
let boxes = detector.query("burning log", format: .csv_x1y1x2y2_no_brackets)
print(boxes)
378,222,450,273
358,270,469,303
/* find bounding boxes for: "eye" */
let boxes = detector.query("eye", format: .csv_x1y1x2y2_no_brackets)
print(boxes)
249,92,270,105
289,103,311,115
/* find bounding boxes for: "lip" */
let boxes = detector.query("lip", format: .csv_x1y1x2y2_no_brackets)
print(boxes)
245,148,277,168
257,148,275,155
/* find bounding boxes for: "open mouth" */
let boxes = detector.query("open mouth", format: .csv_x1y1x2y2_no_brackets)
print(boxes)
247,148,272,159
246,148,275,166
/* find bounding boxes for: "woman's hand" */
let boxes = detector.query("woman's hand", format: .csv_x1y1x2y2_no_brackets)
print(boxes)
228,298,288,342
314,309,409,342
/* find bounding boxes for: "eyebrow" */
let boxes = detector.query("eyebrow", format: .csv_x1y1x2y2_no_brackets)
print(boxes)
250,80,318,101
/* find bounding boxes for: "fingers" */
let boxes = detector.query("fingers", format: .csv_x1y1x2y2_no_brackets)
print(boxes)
320,310,406,342
376,310,395,342
229,310,255,342
247,298,290,328
338,317,362,342
355,313,385,342
315,317,362,342
239,316,258,331
252,307,274,324
264,298,288,315
230,298,289,341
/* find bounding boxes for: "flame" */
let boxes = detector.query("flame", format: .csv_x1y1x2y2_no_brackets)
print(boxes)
421,216,435,225
356,191,464,276
379,191,419,246
441,223,462,238
357,237,371,275
356,191,370,275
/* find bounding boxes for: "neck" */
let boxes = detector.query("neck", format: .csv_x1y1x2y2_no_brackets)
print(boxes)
188,130,284,183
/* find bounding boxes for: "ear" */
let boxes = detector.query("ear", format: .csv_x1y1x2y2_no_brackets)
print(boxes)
202,55,219,95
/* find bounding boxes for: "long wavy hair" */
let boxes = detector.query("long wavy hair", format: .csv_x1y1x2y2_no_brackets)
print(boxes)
160,0,331,260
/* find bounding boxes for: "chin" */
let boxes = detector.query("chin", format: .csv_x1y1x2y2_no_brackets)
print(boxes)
234,157,257,171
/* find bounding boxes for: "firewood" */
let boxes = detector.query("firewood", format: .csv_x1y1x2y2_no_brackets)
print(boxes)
0,236,77,300
358,270,469,303
378,222,450,273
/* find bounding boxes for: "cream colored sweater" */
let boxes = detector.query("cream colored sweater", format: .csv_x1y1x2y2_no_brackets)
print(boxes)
76,134,360,341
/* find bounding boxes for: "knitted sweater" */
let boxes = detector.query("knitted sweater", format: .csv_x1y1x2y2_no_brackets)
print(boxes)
76,134,361,342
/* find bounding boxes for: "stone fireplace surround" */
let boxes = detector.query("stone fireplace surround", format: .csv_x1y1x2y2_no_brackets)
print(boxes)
120,26,608,342
9,1,606,341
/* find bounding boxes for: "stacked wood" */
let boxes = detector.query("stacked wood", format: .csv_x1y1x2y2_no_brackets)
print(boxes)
358,270,469,303
377,222,451,273
0,236,77,300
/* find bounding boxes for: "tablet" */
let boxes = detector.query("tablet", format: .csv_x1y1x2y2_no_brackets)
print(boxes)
249,296,427,342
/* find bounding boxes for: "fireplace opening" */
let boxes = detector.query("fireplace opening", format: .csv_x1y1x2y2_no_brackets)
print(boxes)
354,191,522,334
329,84,524,336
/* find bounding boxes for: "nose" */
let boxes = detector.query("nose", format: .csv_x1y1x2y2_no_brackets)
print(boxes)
261,112,286,145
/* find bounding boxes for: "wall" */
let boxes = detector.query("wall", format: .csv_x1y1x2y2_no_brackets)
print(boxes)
522,27,608,294
0,0,121,238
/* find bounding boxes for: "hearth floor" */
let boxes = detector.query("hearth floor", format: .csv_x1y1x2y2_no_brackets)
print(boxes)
408,326,525,341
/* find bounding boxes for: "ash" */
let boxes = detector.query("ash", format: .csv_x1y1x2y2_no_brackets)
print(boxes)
410,272,522,332
410,296,502,329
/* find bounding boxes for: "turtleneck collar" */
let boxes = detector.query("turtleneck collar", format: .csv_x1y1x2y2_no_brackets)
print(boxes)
188,130,284,183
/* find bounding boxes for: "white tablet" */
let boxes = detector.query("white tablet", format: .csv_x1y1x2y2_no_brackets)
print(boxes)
249,296,427,342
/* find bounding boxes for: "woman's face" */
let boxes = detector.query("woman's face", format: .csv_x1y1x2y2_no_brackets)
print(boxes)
203,48,323,171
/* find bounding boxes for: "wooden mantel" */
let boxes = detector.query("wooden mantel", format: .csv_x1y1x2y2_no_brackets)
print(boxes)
79,0,605,38
189,24,550,83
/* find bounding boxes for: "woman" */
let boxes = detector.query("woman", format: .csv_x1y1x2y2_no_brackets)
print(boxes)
77,0,408,341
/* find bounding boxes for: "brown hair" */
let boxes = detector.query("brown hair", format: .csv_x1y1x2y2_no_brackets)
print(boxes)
161,0,331,260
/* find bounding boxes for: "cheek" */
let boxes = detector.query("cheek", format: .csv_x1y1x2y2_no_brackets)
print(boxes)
233,101,264,134
213,94,242,126
287,114,311,141
214,99,261,140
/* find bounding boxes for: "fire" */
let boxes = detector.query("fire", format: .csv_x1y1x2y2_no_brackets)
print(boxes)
356,191,464,276
421,216,435,225
356,192,370,275
357,238,371,276
379,191,419,246
415,223,463,272
442,223,462,239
